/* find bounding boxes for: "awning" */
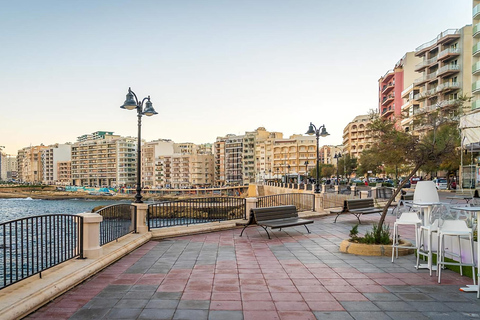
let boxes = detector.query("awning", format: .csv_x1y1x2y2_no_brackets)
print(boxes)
459,111,480,152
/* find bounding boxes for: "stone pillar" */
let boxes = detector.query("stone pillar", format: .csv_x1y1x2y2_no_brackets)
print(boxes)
133,203,149,234
321,185,327,193
314,193,323,213
370,187,378,199
334,185,340,194
245,197,258,220
351,185,357,196
78,213,103,259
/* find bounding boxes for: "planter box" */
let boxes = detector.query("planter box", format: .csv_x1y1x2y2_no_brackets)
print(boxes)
339,239,414,256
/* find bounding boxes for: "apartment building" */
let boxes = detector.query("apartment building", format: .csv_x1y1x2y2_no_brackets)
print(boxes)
319,145,343,166
474,2,480,110
57,161,71,185
71,131,137,187
17,145,49,183
272,135,316,181
41,144,72,185
225,135,243,185
189,154,214,186
255,129,283,182
214,137,227,186
411,26,472,132
379,52,421,122
5,155,17,180
0,151,5,181
342,115,374,159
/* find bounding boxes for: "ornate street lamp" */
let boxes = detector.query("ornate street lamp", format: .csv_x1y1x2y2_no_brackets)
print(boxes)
334,152,342,186
306,123,329,193
120,87,158,203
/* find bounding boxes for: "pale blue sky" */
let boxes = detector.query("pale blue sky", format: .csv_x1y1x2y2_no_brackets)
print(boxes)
0,0,472,154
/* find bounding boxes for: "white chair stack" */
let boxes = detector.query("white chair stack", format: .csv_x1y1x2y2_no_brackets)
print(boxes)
392,211,422,262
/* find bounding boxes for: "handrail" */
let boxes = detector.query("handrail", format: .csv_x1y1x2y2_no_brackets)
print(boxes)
416,29,459,52
95,204,137,246
0,214,83,289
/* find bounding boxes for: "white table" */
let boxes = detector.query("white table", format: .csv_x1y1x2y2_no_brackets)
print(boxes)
454,206,480,294
412,202,443,271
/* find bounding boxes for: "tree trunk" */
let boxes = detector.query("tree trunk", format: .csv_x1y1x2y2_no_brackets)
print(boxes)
375,162,424,241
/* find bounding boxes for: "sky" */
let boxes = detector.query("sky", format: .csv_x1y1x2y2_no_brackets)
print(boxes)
0,0,473,155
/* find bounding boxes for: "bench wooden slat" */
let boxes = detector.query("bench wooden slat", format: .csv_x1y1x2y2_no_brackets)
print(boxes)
333,198,384,224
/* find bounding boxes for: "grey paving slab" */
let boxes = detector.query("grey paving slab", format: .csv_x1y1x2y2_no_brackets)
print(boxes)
138,308,176,320
145,299,180,309
152,292,183,300
124,291,156,299
83,298,119,309
173,309,209,320
363,293,401,301
313,311,354,320
208,310,243,320
395,292,434,301
422,311,480,319
113,298,149,309
348,312,391,320
105,308,143,319
385,311,430,320
340,301,381,312
69,308,111,320
177,300,210,310
373,301,416,312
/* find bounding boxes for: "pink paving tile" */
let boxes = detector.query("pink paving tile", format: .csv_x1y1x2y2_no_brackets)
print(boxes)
295,286,327,293
215,273,240,279
213,284,241,292
278,311,317,320
263,273,289,279
312,271,341,279
161,279,188,286
240,279,267,285
239,273,264,280
243,310,280,320
301,292,336,302
345,278,377,286
185,283,213,291
274,301,310,311
241,284,270,292
324,285,358,293
319,278,350,286
337,272,368,279
140,273,166,280
111,278,138,285
265,279,294,286
241,292,272,301
332,292,368,301
243,300,276,311
367,273,394,279
157,283,186,291
268,285,298,293
211,292,242,301
210,300,243,310
270,292,304,301
305,300,345,311
239,268,262,274
181,291,212,300
214,278,239,285
261,268,286,274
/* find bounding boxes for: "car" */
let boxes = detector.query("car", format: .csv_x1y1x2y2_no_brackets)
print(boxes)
351,179,363,184
399,178,411,188
433,178,448,190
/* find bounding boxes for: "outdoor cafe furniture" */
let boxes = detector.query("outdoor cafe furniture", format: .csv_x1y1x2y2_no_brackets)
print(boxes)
392,211,422,263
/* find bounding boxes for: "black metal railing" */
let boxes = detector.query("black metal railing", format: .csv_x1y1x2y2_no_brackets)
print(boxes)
0,214,83,289
257,193,315,212
148,197,246,230
95,204,137,246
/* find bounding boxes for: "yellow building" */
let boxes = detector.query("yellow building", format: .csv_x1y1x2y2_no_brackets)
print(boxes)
342,115,374,159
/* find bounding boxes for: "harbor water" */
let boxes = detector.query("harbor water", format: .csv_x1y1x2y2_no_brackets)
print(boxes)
0,198,129,223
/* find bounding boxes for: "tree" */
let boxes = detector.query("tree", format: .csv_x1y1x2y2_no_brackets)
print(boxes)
309,164,335,180
366,98,466,242
338,154,357,180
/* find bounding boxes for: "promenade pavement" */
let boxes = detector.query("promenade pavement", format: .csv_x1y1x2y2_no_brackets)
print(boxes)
26,213,480,320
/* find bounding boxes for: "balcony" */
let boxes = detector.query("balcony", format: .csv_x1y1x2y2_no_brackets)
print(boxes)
381,82,395,95
381,106,394,117
473,81,480,94
474,23,480,38
413,73,435,86
381,94,394,106
438,48,460,61
414,56,438,72
415,29,459,56
474,62,480,75
436,64,460,77
474,4,480,19
437,82,461,93
473,99,480,110
381,70,394,82
474,43,480,58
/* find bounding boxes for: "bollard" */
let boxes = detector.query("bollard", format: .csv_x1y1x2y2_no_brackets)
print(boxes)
132,203,149,234
245,197,258,220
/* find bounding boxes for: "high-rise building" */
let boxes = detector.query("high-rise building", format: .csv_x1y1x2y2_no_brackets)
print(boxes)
71,131,136,187
411,26,472,132
319,145,343,166
472,2,480,110
378,52,421,122
342,115,374,159
272,135,317,181
16,145,49,183
41,144,72,185
225,135,244,185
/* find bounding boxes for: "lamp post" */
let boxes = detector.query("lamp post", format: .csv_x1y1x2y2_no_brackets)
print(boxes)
304,160,309,183
306,123,329,193
120,87,158,203
334,152,342,186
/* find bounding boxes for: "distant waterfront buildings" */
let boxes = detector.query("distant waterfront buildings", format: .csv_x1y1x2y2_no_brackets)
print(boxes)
342,115,374,159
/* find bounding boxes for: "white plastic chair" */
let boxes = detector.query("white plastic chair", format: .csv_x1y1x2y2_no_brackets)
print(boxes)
392,211,422,262
436,219,476,285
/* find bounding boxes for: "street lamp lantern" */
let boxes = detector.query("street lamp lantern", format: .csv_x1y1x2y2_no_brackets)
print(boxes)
334,152,342,185
120,87,158,203
306,123,329,193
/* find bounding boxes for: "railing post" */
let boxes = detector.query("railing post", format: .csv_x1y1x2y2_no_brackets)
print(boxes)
351,185,357,196
334,185,340,194
78,213,103,259
133,203,149,233
314,193,323,212
371,187,378,199
245,197,258,220
321,185,327,193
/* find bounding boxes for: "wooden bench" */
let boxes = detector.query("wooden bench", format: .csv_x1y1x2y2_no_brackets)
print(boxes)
332,198,383,224
239,205,314,239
